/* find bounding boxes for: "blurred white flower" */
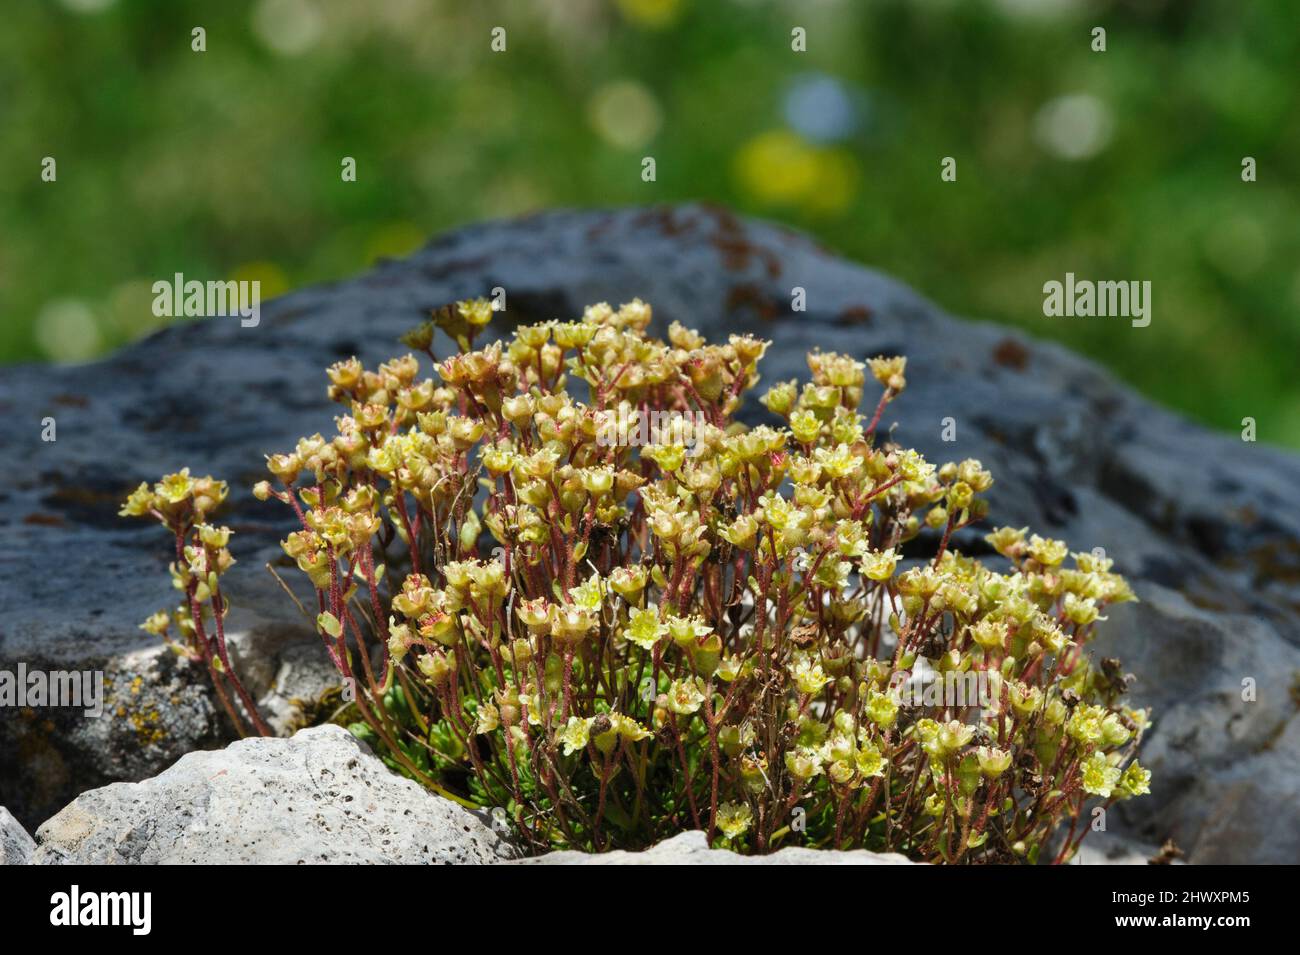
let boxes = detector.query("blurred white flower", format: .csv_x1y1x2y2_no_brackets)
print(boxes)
252,0,324,57
36,300,102,364
588,80,663,150
992,0,1083,19
58,0,117,13
1033,93,1114,161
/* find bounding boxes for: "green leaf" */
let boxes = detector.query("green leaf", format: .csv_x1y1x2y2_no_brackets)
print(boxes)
317,611,343,638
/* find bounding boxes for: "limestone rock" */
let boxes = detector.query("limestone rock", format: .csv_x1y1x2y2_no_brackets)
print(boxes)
512,830,916,865
1068,832,1183,866
0,807,35,865
31,725,516,865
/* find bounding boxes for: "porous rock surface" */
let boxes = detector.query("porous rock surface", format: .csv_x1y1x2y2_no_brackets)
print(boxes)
2,204,1297,861
1068,832,1181,866
513,830,916,865
0,806,35,865
30,724,515,864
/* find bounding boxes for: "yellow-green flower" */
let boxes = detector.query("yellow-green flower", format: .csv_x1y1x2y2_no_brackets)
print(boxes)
119,483,157,518
716,801,753,839
643,443,686,473
969,617,1008,650
625,606,668,650
937,720,976,756
788,652,831,695
611,713,653,743
895,448,934,484
985,525,1027,558
578,466,615,496
810,553,851,590
865,690,899,729
558,716,593,756
1064,592,1101,626
1081,750,1122,798
855,741,885,778
718,514,759,550
784,746,824,781
139,611,170,636
1029,534,1069,568
515,690,543,727
761,380,798,416
552,320,597,348
976,746,1012,777
666,613,712,645
1066,704,1107,745
1100,712,1131,746
609,566,648,602
828,759,856,785
666,677,706,715
813,444,861,479
551,604,598,644
386,619,413,664
317,611,343,639
458,297,495,328
867,355,907,391
1009,681,1043,716
1125,706,1152,732
416,650,453,685
1117,760,1151,798
860,547,898,582
475,702,501,735
197,524,231,549
715,654,744,682
570,573,604,612
481,446,518,476
157,468,195,504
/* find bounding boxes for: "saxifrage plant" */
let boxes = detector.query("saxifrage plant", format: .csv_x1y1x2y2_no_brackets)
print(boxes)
123,298,1150,862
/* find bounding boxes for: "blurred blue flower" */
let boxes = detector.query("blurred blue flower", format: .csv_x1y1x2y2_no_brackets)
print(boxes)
782,74,861,144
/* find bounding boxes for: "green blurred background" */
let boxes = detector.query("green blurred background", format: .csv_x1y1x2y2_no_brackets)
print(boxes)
2,0,1297,445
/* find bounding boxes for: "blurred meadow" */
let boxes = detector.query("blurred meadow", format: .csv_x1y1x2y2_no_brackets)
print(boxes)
1,0,1298,445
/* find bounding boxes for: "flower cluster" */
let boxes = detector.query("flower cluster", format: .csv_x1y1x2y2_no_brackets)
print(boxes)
137,297,1151,861
121,469,270,737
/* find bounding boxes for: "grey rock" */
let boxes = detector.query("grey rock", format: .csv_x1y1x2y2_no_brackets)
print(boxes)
1,806,35,865
1067,832,1182,866
1089,586,1300,864
512,830,917,865
1139,695,1300,865
30,724,516,864
2,204,1297,859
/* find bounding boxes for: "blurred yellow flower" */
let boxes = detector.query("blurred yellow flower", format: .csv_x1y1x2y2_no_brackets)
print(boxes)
365,223,426,265
615,0,684,29
230,261,290,300
733,130,857,215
